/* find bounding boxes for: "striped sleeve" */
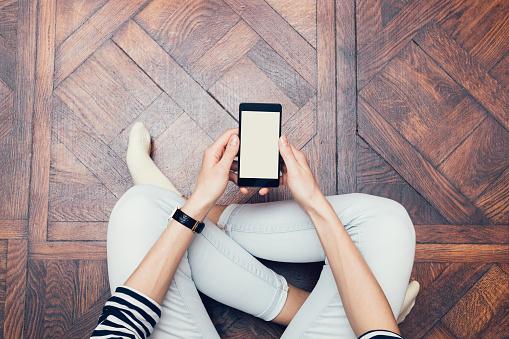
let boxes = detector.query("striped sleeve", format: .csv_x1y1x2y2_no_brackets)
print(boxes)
358,330,403,339
91,286,162,339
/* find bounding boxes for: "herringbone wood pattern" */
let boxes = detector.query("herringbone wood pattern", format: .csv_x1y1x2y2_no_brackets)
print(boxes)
0,0,507,337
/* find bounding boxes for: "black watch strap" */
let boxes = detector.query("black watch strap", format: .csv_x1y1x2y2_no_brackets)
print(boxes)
171,207,205,233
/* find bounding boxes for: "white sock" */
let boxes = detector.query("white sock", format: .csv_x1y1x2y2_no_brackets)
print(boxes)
397,280,420,324
126,122,183,196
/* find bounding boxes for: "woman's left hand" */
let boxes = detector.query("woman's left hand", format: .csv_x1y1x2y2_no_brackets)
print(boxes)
191,128,240,211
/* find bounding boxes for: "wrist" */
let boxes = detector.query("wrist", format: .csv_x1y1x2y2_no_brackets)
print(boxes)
302,193,334,221
181,195,212,223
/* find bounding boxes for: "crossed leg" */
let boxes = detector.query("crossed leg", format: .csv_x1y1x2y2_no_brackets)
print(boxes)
125,122,419,326
126,122,309,326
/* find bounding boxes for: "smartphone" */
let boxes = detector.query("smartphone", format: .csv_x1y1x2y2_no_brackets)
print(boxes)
238,103,282,188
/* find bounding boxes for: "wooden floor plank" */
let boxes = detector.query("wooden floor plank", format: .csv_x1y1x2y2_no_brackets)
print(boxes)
438,116,509,201
357,0,456,89
133,0,186,36
336,0,357,194
282,97,316,150
247,40,315,109
475,166,509,224
108,92,184,162
24,260,47,338
442,265,509,338
91,41,161,108
48,139,118,222
0,220,28,239
54,0,150,85
490,52,509,88
361,42,486,167
29,242,106,260
422,321,457,339
415,244,509,262
64,291,109,339
56,40,161,145
51,96,132,199
141,0,241,72
209,56,299,124
191,20,260,90
399,263,490,338
112,20,236,140
47,222,108,241
476,273,509,338
0,0,18,47
41,260,76,338
55,0,108,47
0,34,15,89
266,0,317,48
414,22,509,131
357,137,449,225
29,0,55,242
225,0,317,86
415,224,509,244
0,241,7,326
0,92,13,139
440,0,509,71
4,240,28,339
10,0,37,220
315,0,337,195
410,262,449,291
358,98,483,224
75,260,109,319
356,0,382,49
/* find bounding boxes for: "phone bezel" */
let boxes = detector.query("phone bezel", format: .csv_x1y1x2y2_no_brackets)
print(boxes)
238,103,282,188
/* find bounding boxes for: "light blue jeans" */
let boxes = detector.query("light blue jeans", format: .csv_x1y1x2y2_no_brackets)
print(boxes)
107,185,415,338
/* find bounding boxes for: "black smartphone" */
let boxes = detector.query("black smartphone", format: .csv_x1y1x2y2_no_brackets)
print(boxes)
238,103,282,188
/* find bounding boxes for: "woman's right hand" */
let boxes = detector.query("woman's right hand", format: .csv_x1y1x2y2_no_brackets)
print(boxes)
278,136,324,212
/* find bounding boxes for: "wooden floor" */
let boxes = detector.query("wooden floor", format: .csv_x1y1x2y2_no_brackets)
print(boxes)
0,0,508,337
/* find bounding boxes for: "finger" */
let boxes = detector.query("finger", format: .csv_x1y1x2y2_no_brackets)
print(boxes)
289,144,309,166
229,172,249,194
219,134,239,168
258,187,271,195
229,171,238,185
205,128,239,162
230,160,239,172
279,136,299,168
281,162,287,173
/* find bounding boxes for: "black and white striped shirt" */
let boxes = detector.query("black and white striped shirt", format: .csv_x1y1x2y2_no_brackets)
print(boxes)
92,286,403,339
91,286,160,338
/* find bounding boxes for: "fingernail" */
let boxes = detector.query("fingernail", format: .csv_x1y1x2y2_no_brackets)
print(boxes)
280,136,288,146
230,135,238,146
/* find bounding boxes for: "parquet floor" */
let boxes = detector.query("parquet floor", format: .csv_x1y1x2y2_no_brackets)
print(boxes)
0,0,508,337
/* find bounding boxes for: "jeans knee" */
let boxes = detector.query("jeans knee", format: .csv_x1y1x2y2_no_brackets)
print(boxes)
373,197,415,253
109,185,184,231
112,186,157,216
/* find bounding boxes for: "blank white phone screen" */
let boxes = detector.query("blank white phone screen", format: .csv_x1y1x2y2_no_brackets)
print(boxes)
239,111,280,179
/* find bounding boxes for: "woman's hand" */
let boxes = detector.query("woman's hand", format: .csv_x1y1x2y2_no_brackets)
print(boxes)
190,128,240,211
278,136,324,211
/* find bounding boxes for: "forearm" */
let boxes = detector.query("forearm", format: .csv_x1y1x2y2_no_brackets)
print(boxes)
123,196,211,305
306,195,400,336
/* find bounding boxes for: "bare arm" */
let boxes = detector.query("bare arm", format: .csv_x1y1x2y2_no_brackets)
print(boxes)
278,136,400,336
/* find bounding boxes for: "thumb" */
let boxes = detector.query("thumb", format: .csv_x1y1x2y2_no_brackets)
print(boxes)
219,134,239,167
279,136,298,168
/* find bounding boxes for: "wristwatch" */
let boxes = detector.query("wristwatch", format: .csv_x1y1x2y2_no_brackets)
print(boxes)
169,206,205,233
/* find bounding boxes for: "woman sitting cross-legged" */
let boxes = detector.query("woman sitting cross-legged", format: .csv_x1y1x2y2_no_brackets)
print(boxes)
92,123,419,339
